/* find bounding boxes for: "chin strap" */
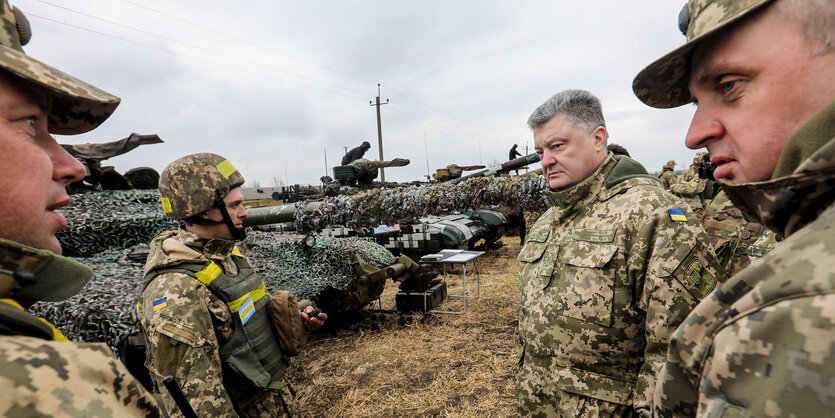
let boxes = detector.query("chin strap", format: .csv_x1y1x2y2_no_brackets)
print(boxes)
216,201,247,240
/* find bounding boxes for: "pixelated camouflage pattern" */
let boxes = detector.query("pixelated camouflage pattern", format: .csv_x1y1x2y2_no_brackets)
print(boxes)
699,190,778,277
0,241,160,417
632,0,773,108
670,178,708,214
516,155,723,417
654,97,835,417
158,153,246,220
0,0,119,134
0,237,93,304
680,167,698,183
138,229,294,417
0,336,162,417
657,167,677,190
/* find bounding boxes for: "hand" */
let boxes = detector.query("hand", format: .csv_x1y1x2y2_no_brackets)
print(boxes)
300,306,327,331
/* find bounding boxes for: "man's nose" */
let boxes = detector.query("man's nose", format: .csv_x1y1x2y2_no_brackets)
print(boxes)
685,105,725,150
49,137,86,184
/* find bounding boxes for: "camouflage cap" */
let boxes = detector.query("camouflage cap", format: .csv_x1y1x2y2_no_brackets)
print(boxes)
666,160,676,167
0,1,120,134
632,0,773,108
158,153,245,220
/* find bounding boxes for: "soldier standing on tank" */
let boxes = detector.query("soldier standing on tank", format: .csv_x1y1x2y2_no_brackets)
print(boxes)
138,153,326,417
657,160,677,189
516,89,722,417
633,0,835,415
0,1,161,415
341,140,371,165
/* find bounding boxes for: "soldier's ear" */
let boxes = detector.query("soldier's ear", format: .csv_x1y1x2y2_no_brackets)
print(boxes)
592,126,607,151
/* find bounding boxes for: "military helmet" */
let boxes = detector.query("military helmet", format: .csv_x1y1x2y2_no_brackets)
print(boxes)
0,0,119,134
158,153,245,220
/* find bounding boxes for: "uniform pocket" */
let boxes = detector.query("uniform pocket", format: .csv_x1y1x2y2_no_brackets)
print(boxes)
550,241,619,327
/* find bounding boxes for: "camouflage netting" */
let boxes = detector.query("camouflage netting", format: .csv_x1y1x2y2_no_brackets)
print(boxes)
294,176,549,231
57,190,175,256
28,248,144,358
238,231,396,302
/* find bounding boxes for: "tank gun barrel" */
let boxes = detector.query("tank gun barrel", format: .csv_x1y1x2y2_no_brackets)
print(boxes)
450,153,540,184
243,202,322,227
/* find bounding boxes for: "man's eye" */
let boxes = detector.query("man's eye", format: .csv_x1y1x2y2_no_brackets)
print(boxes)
720,80,739,94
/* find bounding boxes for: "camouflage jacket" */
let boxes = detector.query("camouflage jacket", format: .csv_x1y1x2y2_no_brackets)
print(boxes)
680,166,698,183
138,229,294,417
657,168,677,189
670,177,708,212
654,99,835,417
699,189,778,277
518,155,723,416
0,239,160,417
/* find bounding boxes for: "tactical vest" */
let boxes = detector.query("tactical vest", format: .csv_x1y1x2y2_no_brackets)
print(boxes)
143,253,288,409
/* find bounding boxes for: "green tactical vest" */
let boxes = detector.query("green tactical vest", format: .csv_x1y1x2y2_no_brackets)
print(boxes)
143,252,288,409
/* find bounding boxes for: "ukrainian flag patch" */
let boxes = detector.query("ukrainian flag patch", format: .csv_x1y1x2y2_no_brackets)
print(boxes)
238,297,255,325
669,209,687,222
152,297,168,311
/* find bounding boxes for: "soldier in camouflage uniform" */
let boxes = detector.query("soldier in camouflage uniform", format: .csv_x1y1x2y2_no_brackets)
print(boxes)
657,160,677,189
516,90,723,417
699,190,778,277
0,1,162,416
679,154,702,183
138,153,326,417
633,0,835,415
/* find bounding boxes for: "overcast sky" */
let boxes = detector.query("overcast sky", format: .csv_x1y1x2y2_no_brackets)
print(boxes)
19,0,699,186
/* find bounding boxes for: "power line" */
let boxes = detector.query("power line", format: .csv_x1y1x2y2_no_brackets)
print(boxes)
116,0,378,86
32,0,371,98
29,1,508,141
26,13,369,101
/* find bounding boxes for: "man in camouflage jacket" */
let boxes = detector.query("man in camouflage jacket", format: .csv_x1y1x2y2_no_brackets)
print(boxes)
516,90,723,417
657,160,678,189
633,0,835,415
0,1,161,415
138,153,326,417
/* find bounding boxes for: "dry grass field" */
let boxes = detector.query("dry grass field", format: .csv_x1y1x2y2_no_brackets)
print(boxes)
285,237,523,417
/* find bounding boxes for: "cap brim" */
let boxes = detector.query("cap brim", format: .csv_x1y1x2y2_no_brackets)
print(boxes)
632,0,773,109
0,44,119,135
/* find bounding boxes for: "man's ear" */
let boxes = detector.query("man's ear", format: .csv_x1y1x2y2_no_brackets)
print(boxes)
592,126,607,151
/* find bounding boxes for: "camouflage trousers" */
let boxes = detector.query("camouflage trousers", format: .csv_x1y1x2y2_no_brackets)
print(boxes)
238,384,297,418
516,355,633,418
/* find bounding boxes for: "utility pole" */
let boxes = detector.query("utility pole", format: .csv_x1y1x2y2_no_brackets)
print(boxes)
324,148,328,177
369,83,389,181
424,132,430,181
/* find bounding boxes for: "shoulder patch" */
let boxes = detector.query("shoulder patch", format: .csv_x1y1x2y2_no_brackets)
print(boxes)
668,209,687,222
152,297,168,311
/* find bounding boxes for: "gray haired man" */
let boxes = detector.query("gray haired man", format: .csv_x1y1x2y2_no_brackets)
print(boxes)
516,89,721,416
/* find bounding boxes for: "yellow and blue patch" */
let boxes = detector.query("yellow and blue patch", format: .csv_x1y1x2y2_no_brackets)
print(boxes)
238,297,255,325
668,209,687,222
152,297,168,311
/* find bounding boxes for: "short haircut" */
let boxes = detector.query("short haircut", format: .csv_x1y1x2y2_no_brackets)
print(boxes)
773,0,835,54
527,89,608,139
